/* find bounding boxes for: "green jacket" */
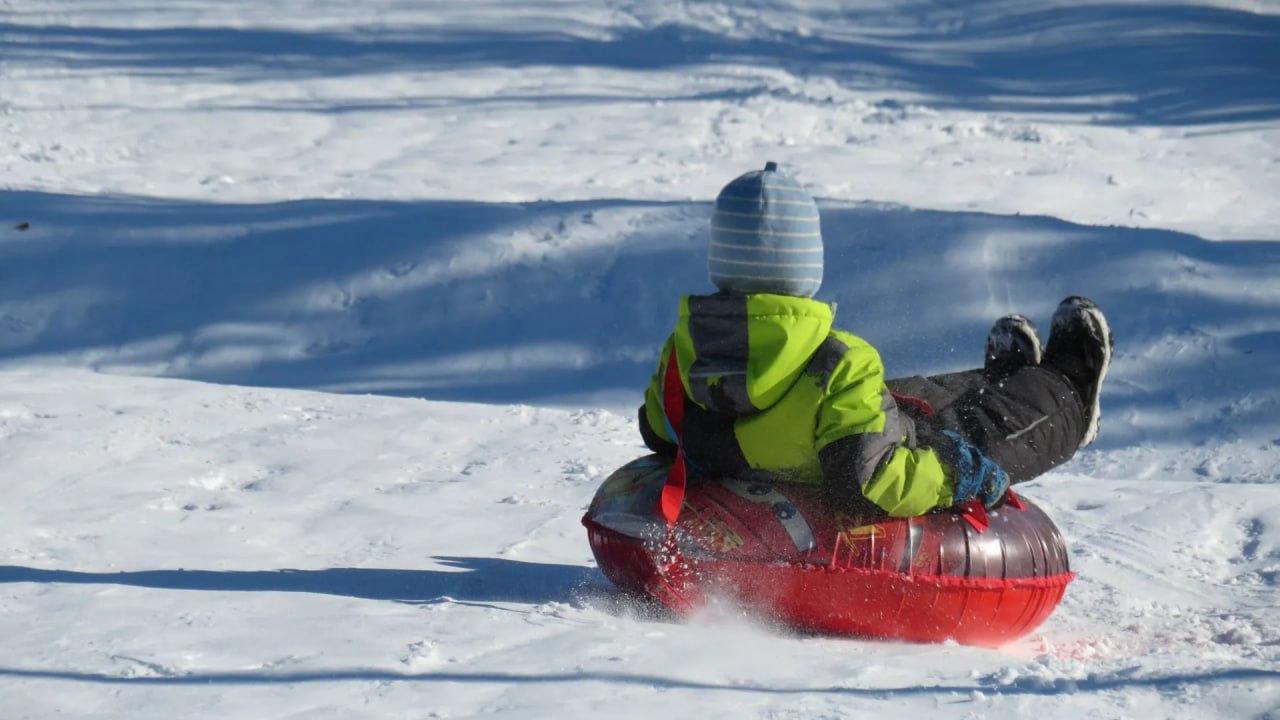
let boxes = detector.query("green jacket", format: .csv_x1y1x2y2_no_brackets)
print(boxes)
641,293,955,517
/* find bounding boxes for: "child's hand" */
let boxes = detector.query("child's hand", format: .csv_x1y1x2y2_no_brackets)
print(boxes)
934,430,1010,508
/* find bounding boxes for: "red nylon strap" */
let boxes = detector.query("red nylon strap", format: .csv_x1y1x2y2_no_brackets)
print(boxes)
656,347,687,525
1005,489,1028,510
957,499,990,533
958,490,1027,532
890,391,936,418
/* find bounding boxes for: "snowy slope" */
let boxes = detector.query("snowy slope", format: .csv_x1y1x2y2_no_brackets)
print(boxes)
2,1,1279,718
3,370,1276,719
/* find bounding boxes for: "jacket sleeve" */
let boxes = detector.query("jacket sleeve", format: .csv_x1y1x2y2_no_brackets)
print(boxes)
639,335,678,457
815,334,955,517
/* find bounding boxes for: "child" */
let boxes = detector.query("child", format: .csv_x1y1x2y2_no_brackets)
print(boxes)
638,162,1113,517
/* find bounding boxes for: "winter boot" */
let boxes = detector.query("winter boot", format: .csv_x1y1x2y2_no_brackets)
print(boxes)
984,314,1042,379
1043,296,1113,449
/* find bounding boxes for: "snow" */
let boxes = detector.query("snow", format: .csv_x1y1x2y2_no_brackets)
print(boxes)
1,0,1278,717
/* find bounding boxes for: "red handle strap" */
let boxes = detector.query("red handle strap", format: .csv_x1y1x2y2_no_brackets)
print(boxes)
890,391,936,418
958,489,1027,533
655,346,687,526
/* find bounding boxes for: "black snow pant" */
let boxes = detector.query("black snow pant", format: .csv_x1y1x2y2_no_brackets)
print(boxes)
887,365,1087,485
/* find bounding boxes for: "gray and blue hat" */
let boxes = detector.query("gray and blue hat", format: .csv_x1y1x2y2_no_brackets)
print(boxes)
708,161,823,298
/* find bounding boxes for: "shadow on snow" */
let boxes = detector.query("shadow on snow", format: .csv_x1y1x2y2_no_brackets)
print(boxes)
2,561,1278,691
0,557,592,605
3,3,1278,125
1,190,1278,449
0,661,1274,694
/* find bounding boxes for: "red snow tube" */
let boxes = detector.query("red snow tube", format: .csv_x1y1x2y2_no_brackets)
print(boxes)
583,455,1074,647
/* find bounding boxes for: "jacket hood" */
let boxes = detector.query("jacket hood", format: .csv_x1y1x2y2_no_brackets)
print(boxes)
673,293,834,415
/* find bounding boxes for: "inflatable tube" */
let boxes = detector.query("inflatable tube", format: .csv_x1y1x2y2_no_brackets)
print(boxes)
583,455,1074,647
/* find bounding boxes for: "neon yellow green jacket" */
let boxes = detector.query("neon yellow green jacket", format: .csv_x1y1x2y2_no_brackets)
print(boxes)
641,293,955,517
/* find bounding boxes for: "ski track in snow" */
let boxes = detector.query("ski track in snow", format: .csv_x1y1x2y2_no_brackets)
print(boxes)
2,1,1279,718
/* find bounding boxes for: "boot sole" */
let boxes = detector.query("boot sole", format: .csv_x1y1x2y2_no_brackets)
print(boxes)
1052,299,1112,448
985,314,1042,368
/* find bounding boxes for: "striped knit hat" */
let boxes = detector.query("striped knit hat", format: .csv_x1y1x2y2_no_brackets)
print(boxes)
708,162,823,298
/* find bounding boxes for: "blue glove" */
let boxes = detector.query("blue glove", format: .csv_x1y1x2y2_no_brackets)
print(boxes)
934,430,1010,508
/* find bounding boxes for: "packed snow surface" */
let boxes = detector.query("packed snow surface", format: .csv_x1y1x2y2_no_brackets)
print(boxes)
2,1,1278,718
